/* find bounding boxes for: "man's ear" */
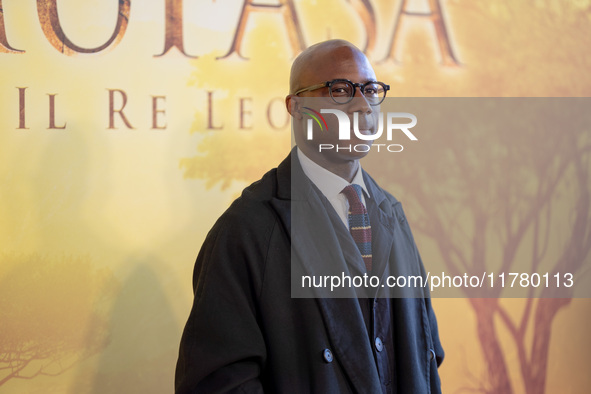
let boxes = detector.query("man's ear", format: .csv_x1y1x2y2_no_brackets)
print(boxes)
285,95,303,119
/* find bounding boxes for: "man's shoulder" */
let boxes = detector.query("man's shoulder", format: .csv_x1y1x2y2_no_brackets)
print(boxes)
215,166,283,231
202,152,292,249
192,166,287,296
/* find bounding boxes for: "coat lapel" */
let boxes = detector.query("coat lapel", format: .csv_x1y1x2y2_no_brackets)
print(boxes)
270,151,383,393
363,171,396,284
272,150,368,293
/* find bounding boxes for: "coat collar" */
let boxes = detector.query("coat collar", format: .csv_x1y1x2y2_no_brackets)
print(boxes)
275,147,308,202
273,147,398,235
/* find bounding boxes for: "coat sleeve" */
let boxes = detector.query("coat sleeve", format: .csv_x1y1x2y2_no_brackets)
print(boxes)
425,295,445,367
175,204,275,394
405,210,445,368
392,198,445,368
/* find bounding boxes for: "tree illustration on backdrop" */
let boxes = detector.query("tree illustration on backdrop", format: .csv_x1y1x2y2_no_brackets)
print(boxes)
0,253,118,387
366,99,591,393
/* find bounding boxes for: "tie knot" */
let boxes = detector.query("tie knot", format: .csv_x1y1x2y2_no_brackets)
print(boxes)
342,184,363,204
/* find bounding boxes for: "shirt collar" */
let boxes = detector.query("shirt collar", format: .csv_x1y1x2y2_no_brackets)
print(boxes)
296,147,370,200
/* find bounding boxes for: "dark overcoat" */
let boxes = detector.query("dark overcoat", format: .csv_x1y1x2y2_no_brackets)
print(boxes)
175,151,444,393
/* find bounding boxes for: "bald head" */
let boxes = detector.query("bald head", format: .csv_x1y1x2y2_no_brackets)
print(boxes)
289,39,373,94
285,39,380,175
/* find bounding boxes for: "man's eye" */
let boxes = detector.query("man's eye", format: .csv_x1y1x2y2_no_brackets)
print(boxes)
331,83,352,96
364,84,381,96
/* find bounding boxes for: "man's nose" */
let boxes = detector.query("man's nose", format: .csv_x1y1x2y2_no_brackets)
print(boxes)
348,90,372,114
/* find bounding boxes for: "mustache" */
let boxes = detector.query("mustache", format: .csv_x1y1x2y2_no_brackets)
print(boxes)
350,113,375,133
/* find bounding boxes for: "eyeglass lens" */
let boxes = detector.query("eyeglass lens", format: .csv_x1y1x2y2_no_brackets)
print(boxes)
329,81,386,104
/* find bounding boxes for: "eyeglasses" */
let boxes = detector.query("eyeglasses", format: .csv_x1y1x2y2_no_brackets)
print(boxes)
293,79,390,105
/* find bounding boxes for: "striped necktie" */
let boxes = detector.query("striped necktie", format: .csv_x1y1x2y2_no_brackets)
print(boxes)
341,184,372,272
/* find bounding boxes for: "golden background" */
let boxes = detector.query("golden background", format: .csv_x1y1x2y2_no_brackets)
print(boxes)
1,0,590,393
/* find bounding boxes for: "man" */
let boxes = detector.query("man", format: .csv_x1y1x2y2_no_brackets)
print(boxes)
176,39,444,393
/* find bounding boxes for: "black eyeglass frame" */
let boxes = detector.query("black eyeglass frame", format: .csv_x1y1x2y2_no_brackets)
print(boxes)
293,79,390,105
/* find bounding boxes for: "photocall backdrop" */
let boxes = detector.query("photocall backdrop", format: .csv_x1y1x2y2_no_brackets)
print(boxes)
1,0,590,393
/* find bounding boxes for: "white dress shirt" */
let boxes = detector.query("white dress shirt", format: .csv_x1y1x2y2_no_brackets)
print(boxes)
297,147,370,229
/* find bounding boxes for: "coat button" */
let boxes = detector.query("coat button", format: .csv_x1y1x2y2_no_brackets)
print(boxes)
375,337,384,352
429,349,436,361
323,348,333,363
